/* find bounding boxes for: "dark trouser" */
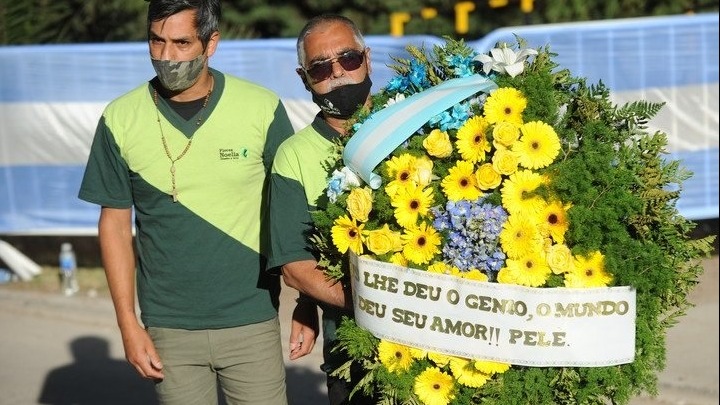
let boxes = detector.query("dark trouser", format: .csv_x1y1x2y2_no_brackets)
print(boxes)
327,370,376,405
322,309,378,405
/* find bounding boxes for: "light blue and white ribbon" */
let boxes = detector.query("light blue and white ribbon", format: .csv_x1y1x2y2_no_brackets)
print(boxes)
343,74,498,189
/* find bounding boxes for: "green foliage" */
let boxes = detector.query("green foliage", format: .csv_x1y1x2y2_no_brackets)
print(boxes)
335,316,379,359
1,0,148,44
3,0,716,44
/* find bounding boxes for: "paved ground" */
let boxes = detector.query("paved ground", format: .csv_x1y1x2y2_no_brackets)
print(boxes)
0,256,716,405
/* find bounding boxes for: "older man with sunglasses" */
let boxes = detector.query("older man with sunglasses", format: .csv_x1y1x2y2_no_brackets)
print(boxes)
267,14,376,405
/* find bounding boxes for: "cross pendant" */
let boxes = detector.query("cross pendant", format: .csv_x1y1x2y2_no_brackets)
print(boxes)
171,188,178,202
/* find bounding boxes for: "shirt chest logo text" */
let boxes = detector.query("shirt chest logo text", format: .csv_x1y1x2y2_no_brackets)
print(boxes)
219,148,248,160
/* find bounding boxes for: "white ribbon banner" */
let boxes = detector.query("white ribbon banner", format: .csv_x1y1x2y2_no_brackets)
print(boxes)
349,254,636,367
343,74,498,189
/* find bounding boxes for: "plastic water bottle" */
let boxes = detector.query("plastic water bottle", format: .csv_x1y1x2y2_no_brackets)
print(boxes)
59,243,79,296
0,268,13,284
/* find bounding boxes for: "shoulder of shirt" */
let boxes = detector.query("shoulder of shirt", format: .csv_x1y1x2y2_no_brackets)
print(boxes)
277,123,323,152
104,83,152,113
220,72,281,100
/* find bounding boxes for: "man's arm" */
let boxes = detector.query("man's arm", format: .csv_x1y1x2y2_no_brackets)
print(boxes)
99,207,163,380
281,259,350,309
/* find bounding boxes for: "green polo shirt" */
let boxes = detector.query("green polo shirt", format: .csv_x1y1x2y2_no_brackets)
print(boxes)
79,68,294,329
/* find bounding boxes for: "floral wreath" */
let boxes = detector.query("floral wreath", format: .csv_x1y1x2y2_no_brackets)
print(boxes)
310,37,716,405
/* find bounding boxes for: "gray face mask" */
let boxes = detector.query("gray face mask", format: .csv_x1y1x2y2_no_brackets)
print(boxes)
151,54,206,92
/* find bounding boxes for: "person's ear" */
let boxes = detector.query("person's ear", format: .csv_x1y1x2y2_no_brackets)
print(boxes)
206,31,220,57
297,68,311,91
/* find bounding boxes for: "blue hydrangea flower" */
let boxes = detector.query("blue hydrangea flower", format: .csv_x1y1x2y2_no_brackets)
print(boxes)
431,197,508,279
327,176,343,203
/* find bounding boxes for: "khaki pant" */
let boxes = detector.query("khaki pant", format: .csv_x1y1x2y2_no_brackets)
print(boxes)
148,317,287,405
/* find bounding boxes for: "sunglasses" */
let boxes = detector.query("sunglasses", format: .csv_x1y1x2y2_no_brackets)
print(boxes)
302,49,366,82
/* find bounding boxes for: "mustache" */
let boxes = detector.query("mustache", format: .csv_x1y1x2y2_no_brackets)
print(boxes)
327,77,360,91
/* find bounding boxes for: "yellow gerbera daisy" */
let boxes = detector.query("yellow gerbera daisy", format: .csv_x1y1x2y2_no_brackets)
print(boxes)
537,200,571,244
456,116,491,163
427,263,462,277
500,169,546,216
331,215,364,255
378,340,414,373
447,266,462,277
411,347,428,360
427,262,453,275
441,160,481,202
483,87,527,125
565,251,613,288
384,153,417,198
449,357,490,388
385,153,415,181
473,359,511,375
462,268,489,282
391,184,434,229
389,252,408,267
499,214,543,259
402,222,441,265
504,251,552,287
496,267,517,284
515,121,561,169
428,351,453,367
414,367,455,405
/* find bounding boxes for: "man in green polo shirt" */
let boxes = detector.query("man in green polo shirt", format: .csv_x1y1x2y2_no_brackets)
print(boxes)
78,1,293,403
268,14,375,405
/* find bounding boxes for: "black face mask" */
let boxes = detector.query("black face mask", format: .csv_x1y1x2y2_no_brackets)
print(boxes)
311,75,372,119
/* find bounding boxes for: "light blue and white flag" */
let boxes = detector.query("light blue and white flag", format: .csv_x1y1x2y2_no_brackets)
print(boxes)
343,74,497,189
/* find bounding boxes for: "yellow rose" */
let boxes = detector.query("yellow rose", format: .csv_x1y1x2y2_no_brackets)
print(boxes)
422,129,453,158
347,187,373,222
546,243,574,274
364,225,403,255
492,148,519,175
492,121,520,148
475,163,502,190
412,156,434,187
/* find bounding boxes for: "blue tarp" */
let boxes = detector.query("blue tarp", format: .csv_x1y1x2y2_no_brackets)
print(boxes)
0,13,717,234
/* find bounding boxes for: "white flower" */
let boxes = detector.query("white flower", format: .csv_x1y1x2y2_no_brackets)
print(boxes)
383,93,406,108
474,44,538,78
339,167,363,188
327,166,364,203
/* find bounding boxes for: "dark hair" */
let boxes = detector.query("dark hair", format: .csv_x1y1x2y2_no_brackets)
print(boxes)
296,14,365,67
146,0,220,49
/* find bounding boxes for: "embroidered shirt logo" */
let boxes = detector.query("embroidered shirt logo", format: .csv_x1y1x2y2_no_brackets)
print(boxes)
219,148,248,160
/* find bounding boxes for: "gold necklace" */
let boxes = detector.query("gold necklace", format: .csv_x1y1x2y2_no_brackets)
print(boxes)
153,80,213,202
